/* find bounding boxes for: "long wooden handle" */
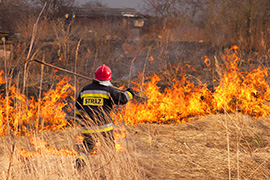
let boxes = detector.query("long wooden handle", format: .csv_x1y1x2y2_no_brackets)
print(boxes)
28,59,148,100
32,59,92,80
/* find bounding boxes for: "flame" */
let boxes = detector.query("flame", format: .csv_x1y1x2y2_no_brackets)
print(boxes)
121,74,210,124
18,130,127,159
185,64,196,71
114,127,127,152
0,70,4,84
17,136,77,160
120,48,270,124
84,127,127,154
113,126,127,139
115,142,125,152
1,46,269,128
230,45,239,51
72,128,127,156
76,135,84,144
2,45,270,159
204,56,211,67
118,84,125,90
149,56,154,62
89,140,101,155
54,69,60,79
0,76,74,136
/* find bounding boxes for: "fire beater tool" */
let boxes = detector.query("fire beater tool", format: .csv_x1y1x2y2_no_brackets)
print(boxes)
26,59,147,100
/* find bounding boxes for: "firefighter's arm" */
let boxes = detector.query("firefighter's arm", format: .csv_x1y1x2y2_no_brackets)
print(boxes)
110,87,135,105
125,88,135,100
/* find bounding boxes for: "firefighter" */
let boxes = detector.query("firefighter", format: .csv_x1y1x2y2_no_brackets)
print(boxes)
64,13,72,33
75,64,135,170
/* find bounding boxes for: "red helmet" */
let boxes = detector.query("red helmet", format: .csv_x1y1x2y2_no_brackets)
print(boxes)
94,64,112,81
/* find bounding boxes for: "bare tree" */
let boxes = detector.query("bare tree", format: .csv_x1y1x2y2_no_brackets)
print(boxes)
0,0,33,32
200,0,270,51
33,0,75,16
142,0,206,20
143,0,270,52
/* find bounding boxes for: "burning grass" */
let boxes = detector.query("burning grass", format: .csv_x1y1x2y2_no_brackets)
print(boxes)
0,127,146,180
0,114,269,179
0,46,270,179
123,48,270,124
0,74,74,136
1,47,270,135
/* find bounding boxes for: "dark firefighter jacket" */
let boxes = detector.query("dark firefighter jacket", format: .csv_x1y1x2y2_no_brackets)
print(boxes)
75,80,133,128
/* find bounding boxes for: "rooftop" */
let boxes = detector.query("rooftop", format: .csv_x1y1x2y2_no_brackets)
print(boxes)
71,7,144,18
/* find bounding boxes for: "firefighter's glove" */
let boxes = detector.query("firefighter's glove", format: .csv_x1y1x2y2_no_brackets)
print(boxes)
126,88,135,97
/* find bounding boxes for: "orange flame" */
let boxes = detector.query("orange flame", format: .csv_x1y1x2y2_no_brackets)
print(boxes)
121,74,210,124
204,56,211,67
149,56,154,62
18,136,77,160
230,45,239,51
2,45,270,158
113,126,127,139
0,76,74,136
185,64,196,71
114,127,127,152
0,70,4,84
115,142,125,152
54,69,60,79
119,48,270,124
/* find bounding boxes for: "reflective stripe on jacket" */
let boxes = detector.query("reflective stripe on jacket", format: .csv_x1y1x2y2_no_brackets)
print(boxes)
81,123,113,134
75,81,133,126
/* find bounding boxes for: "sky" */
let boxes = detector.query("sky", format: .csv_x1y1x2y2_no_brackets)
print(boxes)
77,0,145,12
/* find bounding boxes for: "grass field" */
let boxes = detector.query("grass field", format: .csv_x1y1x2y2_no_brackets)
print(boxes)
1,3,269,179
0,113,269,180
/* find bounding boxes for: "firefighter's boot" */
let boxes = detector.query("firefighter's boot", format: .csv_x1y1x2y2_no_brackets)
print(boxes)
75,152,87,171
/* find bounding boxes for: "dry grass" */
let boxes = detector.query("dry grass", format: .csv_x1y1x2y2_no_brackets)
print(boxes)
0,113,269,179
129,114,270,180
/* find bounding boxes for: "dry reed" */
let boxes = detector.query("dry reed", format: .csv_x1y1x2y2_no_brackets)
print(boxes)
0,113,269,179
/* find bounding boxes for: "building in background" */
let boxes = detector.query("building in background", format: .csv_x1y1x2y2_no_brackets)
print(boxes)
69,7,145,42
